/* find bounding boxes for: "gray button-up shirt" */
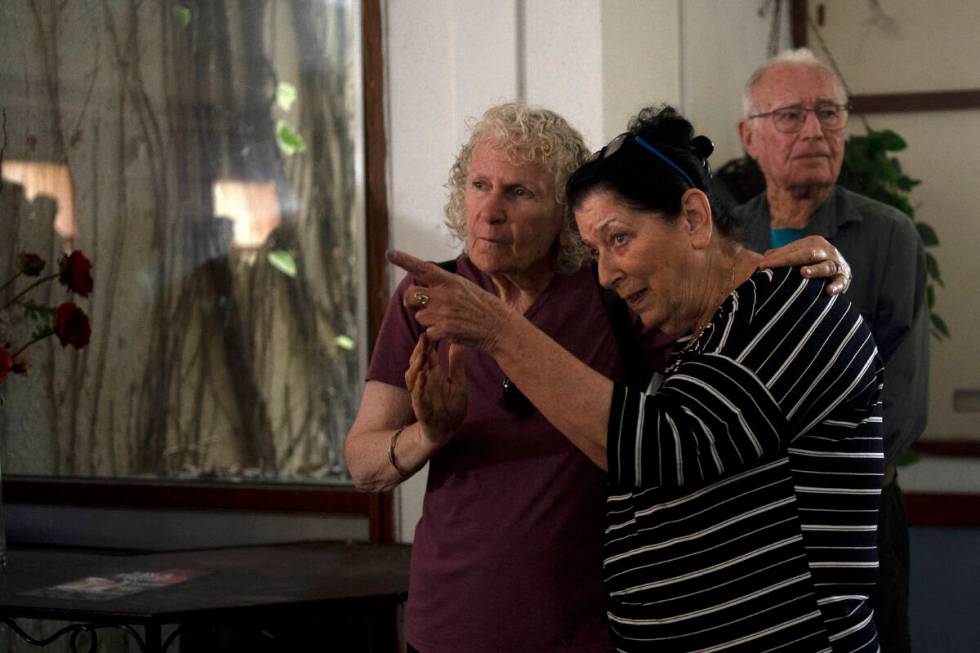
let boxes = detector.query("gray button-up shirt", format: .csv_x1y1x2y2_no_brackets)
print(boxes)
736,185,929,465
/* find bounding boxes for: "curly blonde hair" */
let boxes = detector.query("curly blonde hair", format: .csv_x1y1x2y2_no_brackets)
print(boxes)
444,102,592,274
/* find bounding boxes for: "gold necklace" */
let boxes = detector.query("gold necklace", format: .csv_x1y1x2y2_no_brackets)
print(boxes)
682,260,737,353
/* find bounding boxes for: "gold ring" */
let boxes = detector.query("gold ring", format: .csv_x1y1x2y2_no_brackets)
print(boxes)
414,290,430,306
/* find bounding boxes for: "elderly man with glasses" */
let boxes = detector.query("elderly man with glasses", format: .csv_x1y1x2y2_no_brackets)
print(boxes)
736,48,928,653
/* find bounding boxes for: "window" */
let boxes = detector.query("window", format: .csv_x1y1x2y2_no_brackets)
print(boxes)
0,0,389,528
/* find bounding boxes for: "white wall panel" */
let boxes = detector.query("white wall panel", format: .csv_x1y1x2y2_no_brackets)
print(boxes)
602,0,681,141
524,0,604,148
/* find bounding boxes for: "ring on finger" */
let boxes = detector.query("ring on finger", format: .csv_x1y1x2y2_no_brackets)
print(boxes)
414,290,430,306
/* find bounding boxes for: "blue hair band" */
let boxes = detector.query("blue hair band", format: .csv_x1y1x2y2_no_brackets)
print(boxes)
634,136,697,189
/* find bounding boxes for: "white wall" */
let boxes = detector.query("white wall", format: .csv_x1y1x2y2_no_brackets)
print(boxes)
679,1,792,165
602,0,681,139
382,0,781,542
382,0,980,542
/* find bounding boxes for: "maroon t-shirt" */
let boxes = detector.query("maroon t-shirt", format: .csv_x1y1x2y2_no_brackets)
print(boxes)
368,256,622,653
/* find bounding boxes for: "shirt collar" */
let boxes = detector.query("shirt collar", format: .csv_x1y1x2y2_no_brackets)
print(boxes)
802,185,863,238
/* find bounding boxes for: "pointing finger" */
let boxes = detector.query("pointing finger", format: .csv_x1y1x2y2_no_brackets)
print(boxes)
387,250,454,286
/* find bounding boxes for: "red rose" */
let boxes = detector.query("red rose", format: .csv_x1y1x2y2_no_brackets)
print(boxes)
54,302,91,349
0,346,13,382
58,251,94,297
18,252,46,276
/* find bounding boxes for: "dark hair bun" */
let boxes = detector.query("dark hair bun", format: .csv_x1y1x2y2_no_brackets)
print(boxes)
691,135,714,162
567,103,744,244
629,106,691,149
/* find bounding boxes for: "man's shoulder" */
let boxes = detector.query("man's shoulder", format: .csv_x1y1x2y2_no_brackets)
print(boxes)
832,186,920,244
834,185,904,218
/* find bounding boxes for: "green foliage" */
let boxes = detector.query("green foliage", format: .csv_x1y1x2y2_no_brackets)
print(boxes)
22,301,55,324
276,82,297,113
896,447,921,467
173,5,192,29
275,120,306,155
334,335,356,351
838,129,918,214
837,129,948,341
267,250,297,278
915,222,938,247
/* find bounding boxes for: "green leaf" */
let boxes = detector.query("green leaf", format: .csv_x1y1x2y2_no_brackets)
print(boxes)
926,284,935,310
275,120,306,155
276,82,297,112
882,194,914,217
880,159,901,183
925,252,944,287
896,447,920,467
174,5,192,28
915,221,939,247
930,312,950,338
23,301,55,323
896,175,920,191
334,335,356,351
267,250,297,277
30,325,53,341
874,129,907,151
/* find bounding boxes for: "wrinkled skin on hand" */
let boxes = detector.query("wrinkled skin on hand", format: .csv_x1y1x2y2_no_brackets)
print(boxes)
405,333,468,447
389,250,514,354
759,234,852,295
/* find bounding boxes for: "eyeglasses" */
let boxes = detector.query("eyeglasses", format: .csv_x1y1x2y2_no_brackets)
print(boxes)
748,104,852,133
591,133,697,189
502,377,535,418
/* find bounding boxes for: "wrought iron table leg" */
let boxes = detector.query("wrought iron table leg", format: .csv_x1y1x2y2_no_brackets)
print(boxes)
1,617,150,652
145,623,161,653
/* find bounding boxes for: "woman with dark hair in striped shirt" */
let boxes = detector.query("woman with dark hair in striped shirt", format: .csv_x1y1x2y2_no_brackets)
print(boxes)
389,105,883,653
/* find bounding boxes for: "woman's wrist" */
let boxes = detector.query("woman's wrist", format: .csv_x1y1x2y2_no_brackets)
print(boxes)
388,422,441,480
485,306,523,358
416,419,453,450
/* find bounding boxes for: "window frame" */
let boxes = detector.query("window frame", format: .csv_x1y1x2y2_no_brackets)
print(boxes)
4,0,395,544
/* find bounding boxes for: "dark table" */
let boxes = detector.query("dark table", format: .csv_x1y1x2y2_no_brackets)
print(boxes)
0,541,411,652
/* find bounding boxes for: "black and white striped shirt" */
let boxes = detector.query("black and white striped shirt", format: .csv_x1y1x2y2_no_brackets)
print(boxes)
606,267,884,653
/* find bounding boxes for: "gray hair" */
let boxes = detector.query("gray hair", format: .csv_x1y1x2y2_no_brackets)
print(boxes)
741,48,847,118
444,102,592,274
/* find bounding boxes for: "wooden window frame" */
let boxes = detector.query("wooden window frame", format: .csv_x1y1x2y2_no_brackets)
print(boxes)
791,0,980,115
4,0,395,544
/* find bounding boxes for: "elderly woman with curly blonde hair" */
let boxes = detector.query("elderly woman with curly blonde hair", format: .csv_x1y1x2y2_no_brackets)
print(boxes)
345,102,849,653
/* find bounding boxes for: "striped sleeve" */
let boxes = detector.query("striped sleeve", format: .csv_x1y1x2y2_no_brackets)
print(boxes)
607,268,882,491
602,267,884,653
608,354,790,488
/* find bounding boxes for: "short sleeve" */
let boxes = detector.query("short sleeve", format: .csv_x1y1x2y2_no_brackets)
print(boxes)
366,274,425,388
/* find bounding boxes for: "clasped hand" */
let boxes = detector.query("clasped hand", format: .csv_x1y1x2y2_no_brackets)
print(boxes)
405,333,467,447
390,250,512,446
